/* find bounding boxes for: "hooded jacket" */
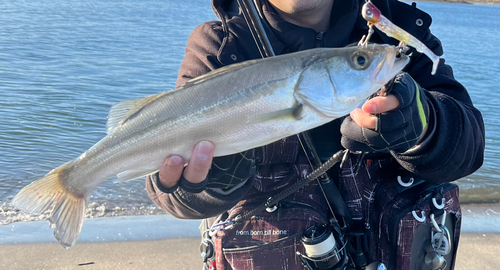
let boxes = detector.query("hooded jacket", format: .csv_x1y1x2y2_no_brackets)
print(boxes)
146,0,485,219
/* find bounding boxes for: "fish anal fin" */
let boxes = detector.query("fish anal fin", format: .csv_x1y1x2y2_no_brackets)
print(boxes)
115,169,159,183
106,92,167,134
12,161,86,249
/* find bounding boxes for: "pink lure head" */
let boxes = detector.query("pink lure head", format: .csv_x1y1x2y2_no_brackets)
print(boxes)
362,2,381,23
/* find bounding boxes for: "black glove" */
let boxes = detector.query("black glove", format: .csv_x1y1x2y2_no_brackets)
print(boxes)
152,150,256,194
340,72,430,153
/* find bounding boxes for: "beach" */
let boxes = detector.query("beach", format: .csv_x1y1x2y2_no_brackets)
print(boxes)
1,203,499,270
0,1,499,269
0,234,499,270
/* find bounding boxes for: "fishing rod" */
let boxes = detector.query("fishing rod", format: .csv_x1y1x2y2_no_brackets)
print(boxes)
236,0,274,58
231,3,362,268
235,0,351,226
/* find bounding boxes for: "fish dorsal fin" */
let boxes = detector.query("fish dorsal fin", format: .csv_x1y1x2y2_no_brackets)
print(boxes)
180,58,260,88
106,92,166,134
105,59,263,134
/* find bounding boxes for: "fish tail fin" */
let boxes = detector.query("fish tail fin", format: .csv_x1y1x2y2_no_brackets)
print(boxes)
12,162,87,249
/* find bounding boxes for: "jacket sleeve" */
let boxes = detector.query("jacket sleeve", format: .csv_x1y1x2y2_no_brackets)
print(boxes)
145,22,256,219
394,28,485,182
147,150,256,219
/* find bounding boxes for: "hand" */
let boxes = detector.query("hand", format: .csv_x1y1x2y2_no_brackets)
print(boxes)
341,72,429,153
349,90,399,129
158,141,215,188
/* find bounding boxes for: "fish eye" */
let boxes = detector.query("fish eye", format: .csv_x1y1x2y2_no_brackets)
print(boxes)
351,52,371,70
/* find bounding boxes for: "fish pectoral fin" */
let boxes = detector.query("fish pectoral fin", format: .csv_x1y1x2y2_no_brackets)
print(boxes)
115,169,159,183
247,104,303,125
11,161,87,249
106,92,169,134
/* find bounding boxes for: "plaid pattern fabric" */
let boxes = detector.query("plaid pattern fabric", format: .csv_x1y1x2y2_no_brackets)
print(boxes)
212,136,333,270
207,150,257,191
338,153,461,269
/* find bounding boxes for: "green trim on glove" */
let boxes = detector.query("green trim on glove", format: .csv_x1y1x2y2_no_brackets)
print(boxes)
414,79,427,130
340,72,430,153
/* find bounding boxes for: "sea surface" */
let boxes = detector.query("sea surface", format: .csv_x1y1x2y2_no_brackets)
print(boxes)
0,0,499,226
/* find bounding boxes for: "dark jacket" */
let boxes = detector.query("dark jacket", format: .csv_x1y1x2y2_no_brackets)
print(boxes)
146,0,485,219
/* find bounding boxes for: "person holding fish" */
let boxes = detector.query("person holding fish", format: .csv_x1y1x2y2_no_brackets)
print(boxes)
144,0,485,269
11,0,484,268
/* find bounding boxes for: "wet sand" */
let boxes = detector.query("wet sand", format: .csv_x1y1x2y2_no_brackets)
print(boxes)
0,233,499,270
1,203,498,269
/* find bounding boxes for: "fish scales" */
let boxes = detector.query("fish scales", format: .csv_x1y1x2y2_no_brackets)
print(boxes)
70,62,302,187
67,50,317,187
12,44,409,248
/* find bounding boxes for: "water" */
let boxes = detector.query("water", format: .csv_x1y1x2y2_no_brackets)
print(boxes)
0,0,499,225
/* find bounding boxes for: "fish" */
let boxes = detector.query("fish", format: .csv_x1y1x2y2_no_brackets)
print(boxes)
361,1,440,75
12,44,409,248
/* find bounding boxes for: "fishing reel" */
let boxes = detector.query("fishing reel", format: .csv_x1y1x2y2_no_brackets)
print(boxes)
297,224,346,270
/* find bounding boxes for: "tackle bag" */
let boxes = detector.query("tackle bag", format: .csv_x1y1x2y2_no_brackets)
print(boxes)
338,155,461,270
199,142,461,270
199,138,338,270
202,198,332,270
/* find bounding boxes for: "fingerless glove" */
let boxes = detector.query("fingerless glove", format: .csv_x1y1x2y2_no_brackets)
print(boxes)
340,72,430,153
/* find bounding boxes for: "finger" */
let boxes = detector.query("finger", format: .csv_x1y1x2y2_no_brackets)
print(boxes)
158,155,185,188
183,141,215,184
350,108,376,129
362,94,399,114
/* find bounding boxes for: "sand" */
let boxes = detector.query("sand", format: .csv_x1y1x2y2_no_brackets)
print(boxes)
0,233,498,270
1,203,498,269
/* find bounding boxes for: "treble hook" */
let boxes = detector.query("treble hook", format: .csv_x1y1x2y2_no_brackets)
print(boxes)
358,22,374,47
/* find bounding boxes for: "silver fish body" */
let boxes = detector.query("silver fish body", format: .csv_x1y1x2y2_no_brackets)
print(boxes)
12,44,409,248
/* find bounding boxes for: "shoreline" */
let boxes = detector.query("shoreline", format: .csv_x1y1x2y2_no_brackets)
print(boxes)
1,202,499,244
0,203,499,269
0,234,498,269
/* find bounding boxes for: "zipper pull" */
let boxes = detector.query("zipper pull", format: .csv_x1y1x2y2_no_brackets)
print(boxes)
316,31,324,40
315,31,324,48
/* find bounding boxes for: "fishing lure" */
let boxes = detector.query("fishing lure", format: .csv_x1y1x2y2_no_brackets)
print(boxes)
360,1,440,75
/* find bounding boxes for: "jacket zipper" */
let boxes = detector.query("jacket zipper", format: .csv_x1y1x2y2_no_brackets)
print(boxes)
315,31,324,48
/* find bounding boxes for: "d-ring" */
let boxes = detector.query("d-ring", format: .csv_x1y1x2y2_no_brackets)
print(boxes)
397,176,414,187
432,197,445,210
266,205,277,212
412,210,426,222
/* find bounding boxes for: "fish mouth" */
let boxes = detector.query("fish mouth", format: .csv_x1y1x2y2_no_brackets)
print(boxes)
370,46,410,84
